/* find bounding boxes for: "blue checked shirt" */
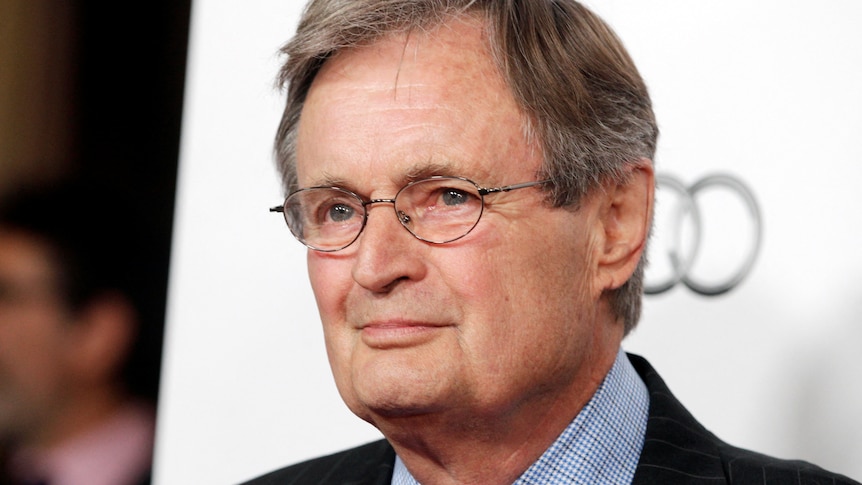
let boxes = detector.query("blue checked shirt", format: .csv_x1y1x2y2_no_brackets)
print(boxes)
392,349,649,484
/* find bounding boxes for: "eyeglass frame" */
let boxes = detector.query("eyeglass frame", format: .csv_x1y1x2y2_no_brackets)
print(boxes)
269,175,552,252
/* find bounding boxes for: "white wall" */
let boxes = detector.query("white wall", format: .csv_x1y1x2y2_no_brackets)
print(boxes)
154,1,862,483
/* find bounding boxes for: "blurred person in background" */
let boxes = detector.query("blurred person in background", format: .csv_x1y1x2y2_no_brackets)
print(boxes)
0,178,163,485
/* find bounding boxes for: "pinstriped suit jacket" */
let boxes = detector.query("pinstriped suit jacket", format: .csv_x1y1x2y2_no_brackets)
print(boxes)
242,354,858,484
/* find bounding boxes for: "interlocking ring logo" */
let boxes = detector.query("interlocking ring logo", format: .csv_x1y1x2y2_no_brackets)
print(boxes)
645,173,763,296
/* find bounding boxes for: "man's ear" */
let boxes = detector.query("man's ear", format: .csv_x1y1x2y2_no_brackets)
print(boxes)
594,160,654,291
66,292,138,384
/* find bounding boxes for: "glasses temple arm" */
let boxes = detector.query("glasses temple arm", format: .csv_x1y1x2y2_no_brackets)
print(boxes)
479,179,552,195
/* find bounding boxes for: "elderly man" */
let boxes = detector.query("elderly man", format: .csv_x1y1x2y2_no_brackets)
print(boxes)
249,1,857,484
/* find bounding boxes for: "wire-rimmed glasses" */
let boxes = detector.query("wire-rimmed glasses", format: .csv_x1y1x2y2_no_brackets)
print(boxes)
270,176,551,252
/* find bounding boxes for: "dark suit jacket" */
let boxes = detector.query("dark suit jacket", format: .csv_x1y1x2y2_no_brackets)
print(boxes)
243,354,858,484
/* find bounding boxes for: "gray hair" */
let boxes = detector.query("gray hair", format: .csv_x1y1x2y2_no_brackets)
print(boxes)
274,0,658,334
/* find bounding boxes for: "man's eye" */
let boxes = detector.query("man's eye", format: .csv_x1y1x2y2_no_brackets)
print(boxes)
440,189,470,206
326,203,356,222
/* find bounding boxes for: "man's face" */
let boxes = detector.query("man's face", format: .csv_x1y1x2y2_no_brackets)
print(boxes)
296,17,617,426
0,229,75,442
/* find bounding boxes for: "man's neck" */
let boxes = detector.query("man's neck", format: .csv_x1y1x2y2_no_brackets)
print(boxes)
378,346,620,485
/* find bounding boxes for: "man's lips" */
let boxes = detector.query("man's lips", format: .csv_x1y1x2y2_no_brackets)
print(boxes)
357,320,453,348
356,318,450,329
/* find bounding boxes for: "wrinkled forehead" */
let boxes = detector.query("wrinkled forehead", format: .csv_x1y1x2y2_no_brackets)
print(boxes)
295,15,533,186
312,15,501,106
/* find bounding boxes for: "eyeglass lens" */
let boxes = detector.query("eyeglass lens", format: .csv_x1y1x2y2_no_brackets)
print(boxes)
282,177,485,251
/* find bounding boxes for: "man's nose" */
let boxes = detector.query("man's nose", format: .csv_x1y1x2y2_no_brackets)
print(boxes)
350,202,426,293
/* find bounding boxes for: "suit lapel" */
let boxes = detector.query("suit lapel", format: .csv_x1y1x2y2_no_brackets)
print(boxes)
320,440,395,485
628,354,728,484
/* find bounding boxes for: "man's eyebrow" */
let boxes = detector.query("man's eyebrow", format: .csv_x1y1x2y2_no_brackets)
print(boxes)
307,161,463,190
309,172,349,188
402,162,461,182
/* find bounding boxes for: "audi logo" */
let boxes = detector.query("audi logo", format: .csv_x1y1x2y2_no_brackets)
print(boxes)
645,173,763,296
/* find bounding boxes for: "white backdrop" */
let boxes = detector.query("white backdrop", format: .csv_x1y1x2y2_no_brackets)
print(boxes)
154,1,862,483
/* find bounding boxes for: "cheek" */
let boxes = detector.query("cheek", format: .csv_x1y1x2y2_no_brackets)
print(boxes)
439,248,523,362
462,227,591,339
306,253,356,380
307,253,351,320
